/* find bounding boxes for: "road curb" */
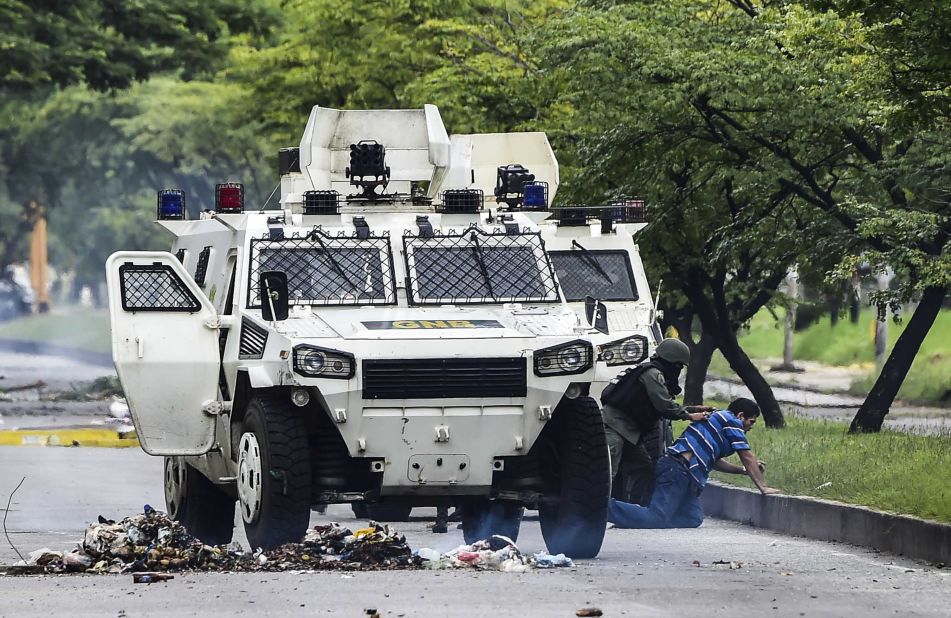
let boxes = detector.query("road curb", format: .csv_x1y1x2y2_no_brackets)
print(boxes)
0,427,138,448
701,482,951,565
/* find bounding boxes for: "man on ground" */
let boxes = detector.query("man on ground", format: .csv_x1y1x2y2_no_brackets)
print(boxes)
601,337,711,505
608,397,780,528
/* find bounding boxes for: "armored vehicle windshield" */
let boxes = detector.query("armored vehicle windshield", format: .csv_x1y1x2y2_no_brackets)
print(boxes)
403,228,559,305
248,230,396,307
549,249,640,302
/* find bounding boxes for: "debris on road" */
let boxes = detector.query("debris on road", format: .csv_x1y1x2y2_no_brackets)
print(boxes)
414,535,574,572
9,506,577,575
132,572,174,584
11,506,421,574
576,608,603,617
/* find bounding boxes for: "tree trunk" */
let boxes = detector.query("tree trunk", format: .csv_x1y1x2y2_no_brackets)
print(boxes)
684,332,714,405
717,325,786,428
849,285,947,433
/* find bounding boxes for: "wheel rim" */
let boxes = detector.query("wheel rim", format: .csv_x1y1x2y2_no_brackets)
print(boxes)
164,457,187,519
237,432,263,524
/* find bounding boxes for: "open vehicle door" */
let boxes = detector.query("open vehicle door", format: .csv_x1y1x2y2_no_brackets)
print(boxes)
106,251,221,455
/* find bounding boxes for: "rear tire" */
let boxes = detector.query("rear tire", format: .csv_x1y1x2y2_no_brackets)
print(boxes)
461,500,523,544
164,457,235,545
239,392,312,550
538,395,610,559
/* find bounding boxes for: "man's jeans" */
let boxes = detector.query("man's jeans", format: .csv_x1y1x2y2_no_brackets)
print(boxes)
607,455,704,528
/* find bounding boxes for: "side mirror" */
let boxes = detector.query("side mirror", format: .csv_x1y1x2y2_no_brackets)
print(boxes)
260,271,289,321
584,295,610,335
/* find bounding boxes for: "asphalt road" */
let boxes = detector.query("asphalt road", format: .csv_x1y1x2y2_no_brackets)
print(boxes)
1,447,949,617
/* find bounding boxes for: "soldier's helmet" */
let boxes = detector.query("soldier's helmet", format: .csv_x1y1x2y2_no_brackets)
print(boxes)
655,338,690,366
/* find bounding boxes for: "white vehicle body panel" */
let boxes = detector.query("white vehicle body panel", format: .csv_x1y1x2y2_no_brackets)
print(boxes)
105,251,221,455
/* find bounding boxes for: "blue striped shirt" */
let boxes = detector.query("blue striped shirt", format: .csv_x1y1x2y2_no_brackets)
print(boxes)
667,409,750,488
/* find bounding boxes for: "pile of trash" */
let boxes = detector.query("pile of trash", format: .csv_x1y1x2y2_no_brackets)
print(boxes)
414,535,573,572
15,506,419,574
11,506,575,576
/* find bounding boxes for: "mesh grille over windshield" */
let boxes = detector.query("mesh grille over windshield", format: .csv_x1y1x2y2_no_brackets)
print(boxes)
247,231,396,307
403,228,559,305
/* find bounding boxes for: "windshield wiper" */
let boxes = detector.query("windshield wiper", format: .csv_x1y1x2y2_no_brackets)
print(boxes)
470,232,495,299
571,240,613,284
309,232,359,291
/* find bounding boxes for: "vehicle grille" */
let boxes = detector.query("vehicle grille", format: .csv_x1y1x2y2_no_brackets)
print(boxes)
362,358,527,399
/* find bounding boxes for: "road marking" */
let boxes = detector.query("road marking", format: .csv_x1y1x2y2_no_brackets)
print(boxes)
0,428,139,448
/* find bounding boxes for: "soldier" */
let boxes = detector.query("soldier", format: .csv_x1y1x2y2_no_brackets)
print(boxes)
600,338,712,505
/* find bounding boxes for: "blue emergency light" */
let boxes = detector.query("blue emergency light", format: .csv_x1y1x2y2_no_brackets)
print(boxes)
523,183,548,209
157,190,186,220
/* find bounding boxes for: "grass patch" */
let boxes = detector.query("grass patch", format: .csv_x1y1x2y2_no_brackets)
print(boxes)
673,416,951,523
706,308,951,404
0,307,111,354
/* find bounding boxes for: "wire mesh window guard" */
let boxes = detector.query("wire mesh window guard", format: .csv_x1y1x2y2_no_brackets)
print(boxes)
403,228,559,305
247,230,396,307
549,250,639,302
119,263,202,312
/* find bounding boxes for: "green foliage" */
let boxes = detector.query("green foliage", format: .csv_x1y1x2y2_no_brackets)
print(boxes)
709,308,951,403
701,416,951,524
0,0,277,91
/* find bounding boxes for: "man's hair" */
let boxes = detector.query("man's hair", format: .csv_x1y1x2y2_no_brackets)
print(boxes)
728,397,761,418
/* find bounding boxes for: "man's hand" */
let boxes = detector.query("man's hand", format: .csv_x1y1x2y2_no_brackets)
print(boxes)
760,487,781,496
687,405,715,413
687,412,708,422
757,460,767,473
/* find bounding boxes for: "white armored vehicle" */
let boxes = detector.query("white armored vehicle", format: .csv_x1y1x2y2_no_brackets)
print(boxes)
106,105,658,558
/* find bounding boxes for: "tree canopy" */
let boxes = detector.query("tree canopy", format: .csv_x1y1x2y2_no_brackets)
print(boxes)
1,0,948,428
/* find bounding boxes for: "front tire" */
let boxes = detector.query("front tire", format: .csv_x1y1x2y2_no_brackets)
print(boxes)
461,500,523,544
538,396,610,559
164,457,235,545
238,392,312,550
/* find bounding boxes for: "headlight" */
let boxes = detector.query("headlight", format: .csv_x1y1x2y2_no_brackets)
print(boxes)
534,340,594,377
598,335,648,366
293,345,355,379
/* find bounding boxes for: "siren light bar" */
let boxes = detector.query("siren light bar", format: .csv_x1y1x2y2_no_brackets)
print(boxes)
157,189,186,220
215,183,244,213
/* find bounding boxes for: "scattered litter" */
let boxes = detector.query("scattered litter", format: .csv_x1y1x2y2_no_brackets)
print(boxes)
14,507,578,576
815,482,832,490
692,560,701,567
414,535,573,572
108,396,131,419
532,552,573,569
712,560,742,569
13,506,420,575
576,608,603,617
132,572,174,584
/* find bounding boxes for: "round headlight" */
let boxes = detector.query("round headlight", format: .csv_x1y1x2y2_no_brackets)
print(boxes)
300,350,326,374
558,348,582,371
601,348,615,362
620,339,644,362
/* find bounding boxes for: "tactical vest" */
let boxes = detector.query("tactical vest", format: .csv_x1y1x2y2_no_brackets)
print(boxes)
601,360,666,431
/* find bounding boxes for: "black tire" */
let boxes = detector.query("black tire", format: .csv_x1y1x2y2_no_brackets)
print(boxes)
461,500,523,544
240,393,312,550
351,503,369,519
538,395,610,559
164,457,235,545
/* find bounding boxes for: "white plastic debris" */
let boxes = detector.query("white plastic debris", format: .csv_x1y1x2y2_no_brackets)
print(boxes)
108,396,131,419
415,535,574,572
